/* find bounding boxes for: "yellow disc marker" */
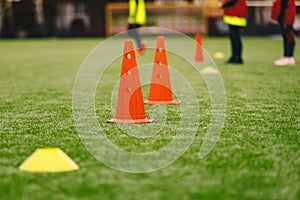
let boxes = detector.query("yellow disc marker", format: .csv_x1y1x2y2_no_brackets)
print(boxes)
19,148,79,173
201,66,218,75
213,52,225,59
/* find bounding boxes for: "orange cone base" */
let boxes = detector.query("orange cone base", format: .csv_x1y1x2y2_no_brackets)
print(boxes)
105,118,154,124
144,100,180,105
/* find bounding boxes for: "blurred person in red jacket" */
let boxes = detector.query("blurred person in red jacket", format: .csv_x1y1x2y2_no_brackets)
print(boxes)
220,0,247,64
271,0,296,66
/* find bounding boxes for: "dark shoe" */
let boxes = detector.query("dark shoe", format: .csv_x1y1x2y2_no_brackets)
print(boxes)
225,58,243,64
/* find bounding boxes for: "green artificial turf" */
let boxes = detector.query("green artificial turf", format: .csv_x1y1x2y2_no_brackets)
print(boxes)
0,37,299,200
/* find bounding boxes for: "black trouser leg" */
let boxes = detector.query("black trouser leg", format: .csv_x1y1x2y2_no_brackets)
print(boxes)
280,25,295,57
283,34,288,57
128,24,142,48
229,25,242,62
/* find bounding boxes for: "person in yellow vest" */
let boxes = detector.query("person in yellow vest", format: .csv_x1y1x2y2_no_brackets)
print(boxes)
220,0,247,64
128,0,147,55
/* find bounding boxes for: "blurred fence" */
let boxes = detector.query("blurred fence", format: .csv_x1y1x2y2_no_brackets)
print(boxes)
1,0,300,38
105,2,203,36
107,1,300,36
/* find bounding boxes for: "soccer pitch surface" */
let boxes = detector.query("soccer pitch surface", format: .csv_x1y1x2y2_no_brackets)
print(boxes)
0,37,299,199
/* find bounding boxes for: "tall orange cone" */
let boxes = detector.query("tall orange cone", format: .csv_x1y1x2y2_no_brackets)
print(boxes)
106,40,153,123
144,36,180,105
194,33,204,63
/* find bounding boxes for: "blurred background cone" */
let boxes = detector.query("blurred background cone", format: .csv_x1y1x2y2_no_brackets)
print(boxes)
194,33,204,63
19,148,79,173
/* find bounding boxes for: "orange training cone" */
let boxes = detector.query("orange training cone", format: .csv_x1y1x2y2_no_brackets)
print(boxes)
106,40,153,123
194,33,204,63
144,36,180,105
